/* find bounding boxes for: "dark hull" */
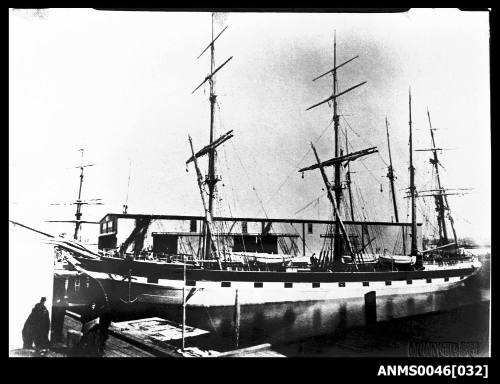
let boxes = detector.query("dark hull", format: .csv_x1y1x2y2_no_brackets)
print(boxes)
77,256,479,283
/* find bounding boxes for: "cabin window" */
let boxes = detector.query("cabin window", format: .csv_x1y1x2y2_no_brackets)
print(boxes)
385,281,392,286
74,279,80,292
444,277,449,282
190,220,197,233
147,276,159,284
307,223,313,234
254,282,263,288
460,276,464,280
100,222,105,233
338,282,346,287
108,220,114,232
221,281,231,287
363,281,369,287
186,280,196,286
406,279,413,285
98,234,117,250
284,282,293,288
426,278,432,284
312,282,320,288
242,221,248,234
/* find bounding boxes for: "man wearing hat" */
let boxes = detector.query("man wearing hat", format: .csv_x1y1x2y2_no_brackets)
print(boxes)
22,297,50,352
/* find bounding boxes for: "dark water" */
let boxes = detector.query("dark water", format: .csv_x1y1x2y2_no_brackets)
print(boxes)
54,255,490,356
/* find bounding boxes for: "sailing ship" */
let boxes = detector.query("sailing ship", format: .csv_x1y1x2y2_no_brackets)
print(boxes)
63,16,481,308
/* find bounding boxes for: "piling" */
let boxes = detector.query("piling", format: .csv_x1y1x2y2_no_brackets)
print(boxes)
364,291,377,324
234,289,240,348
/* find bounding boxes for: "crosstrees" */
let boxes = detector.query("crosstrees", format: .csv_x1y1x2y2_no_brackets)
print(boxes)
304,32,373,267
305,81,367,111
309,143,358,269
298,147,378,173
47,148,102,240
312,55,359,82
188,13,233,266
186,130,234,165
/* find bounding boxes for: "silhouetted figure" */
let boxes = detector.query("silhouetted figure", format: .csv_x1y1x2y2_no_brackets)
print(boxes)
310,253,319,270
22,297,50,351
22,308,36,349
51,295,68,343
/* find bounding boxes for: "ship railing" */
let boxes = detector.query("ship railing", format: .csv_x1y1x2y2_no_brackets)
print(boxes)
423,255,475,267
101,248,122,258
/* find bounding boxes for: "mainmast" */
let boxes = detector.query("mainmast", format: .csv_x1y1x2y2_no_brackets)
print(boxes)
311,143,358,270
408,89,418,257
303,38,373,268
306,32,364,262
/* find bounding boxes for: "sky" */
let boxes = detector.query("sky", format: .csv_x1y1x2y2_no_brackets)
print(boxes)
9,8,491,245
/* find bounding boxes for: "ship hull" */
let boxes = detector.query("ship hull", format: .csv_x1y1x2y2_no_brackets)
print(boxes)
76,258,482,308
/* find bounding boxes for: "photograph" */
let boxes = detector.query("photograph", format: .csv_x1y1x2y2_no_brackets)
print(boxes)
9,8,491,363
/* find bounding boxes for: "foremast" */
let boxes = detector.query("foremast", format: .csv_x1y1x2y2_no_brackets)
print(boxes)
189,13,233,268
331,32,343,264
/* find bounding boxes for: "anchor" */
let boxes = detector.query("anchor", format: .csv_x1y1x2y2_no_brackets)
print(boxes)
120,268,139,304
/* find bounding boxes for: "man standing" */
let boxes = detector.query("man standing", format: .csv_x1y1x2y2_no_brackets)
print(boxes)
22,297,50,352
33,297,50,351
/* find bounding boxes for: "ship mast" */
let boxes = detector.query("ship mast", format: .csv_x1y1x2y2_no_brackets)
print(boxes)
332,31,343,261
73,149,101,240
408,89,419,258
190,13,233,266
311,143,357,270
345,131,355,221
306,32,364,262
426,109,458,248
74,148,85,239
302,36,374,269
207,13,217,225
48,148,102,240
123,159,132,214
385,117,399,223
386,117,406,255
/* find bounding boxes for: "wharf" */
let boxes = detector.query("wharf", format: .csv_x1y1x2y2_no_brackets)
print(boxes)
107,316,285,357
65,314,157,357
10,313,285,358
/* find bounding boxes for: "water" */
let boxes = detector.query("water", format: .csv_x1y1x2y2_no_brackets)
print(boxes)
54,253,490,356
